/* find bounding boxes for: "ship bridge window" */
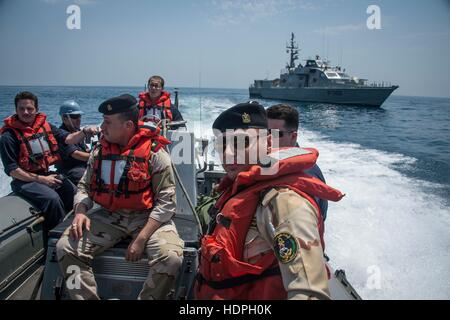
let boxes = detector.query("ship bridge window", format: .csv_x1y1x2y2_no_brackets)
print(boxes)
310,69,317,74
326,72,339,78
338,73,350,78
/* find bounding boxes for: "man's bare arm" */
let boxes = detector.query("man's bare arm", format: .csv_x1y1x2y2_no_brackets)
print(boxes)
71,150,90,162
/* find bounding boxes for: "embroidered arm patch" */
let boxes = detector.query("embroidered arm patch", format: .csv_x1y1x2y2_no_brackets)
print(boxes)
274,232,298,264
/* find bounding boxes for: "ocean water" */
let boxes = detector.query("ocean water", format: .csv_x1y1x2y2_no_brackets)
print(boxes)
0,86,449,299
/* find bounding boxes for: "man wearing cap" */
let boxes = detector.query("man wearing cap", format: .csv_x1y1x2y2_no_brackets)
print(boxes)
138,75,185,130
267,103,329,220
0,91,98,238
56,94,184,300
56,100,91,185
195,101,344,300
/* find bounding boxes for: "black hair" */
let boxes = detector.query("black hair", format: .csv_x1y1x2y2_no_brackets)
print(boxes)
118,106,139,128
14,91,38,109
267,104,299,130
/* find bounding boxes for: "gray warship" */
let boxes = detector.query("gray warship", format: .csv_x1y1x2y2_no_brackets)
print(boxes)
249,33,398,107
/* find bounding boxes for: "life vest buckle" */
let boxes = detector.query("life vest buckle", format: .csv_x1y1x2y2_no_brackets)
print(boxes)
216,213,231,229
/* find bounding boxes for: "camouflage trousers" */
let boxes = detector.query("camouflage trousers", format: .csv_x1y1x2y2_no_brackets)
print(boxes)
56,208,184,300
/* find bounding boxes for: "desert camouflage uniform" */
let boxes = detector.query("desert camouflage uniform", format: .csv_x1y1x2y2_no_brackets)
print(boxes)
56,147,184,300
243,187,330,300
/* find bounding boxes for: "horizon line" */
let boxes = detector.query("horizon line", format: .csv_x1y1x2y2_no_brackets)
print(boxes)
0,84,248,90
0,85,449,100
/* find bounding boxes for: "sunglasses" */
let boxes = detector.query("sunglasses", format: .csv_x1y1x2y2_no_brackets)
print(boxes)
268,129,295,138
215,135,251,152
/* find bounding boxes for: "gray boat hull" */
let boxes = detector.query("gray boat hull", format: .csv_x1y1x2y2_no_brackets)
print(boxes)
0,194,45,299
249,86,398,107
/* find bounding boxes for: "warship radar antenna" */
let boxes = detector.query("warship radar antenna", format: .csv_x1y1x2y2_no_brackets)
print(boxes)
286,32,300,72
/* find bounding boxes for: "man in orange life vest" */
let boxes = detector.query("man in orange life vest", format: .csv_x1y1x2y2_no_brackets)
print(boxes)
56,94,184,300
0,91,97,236
195,101,344,300
138,75,185,130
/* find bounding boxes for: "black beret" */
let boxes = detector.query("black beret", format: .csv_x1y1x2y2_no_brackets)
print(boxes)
98,94,138,115
212,101,267,132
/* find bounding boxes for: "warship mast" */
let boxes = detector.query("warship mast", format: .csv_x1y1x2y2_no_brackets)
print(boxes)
286,32,300,73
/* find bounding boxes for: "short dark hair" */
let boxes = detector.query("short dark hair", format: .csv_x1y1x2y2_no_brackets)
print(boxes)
15,91,38,109
118,106,139,128
148,75,165,88
267,104,299,131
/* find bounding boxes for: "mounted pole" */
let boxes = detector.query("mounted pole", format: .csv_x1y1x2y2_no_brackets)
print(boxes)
286,32,300,73
174,88,179,109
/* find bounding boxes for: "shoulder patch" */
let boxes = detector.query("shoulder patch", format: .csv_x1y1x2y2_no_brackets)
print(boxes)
274,232,298,264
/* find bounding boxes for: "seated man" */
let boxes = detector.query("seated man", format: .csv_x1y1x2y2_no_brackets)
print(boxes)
138,75,185,130
195,102,344,300
267,103,329,220
56,94,184,300
0,91,96,237
56,100,91,185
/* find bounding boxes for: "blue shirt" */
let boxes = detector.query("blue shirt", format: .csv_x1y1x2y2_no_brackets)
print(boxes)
55,123,88,173
304,164,329,221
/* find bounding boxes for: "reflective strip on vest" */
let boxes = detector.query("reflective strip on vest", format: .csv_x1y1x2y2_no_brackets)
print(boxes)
100,160,127,185
28,137,50,155
269,148,312,162
145,107,164,121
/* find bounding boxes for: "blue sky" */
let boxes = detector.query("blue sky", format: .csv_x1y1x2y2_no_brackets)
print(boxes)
0,0,449,97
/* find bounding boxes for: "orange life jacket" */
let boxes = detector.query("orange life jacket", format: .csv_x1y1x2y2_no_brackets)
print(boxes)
89,122,170,212
138,91,173,122
195,147,344,300
1,113,60,173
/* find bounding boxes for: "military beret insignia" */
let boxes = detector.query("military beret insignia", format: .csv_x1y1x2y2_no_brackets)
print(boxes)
274,232,298,264
212,101,267,132
98,94,138,115
242,112,251,124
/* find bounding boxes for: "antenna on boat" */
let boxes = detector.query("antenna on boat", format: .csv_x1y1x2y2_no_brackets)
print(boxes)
199,68,203,138
286,32,299,72
174,88,179,109
322,33,325,60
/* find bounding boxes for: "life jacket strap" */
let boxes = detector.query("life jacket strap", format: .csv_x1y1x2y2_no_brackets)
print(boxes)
94,154,146,163
196,267,281,290
40,125,53,149
116,146,136,198
16,130,40,165
216,214,232,229
95,145,104,194
92,183,151,196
